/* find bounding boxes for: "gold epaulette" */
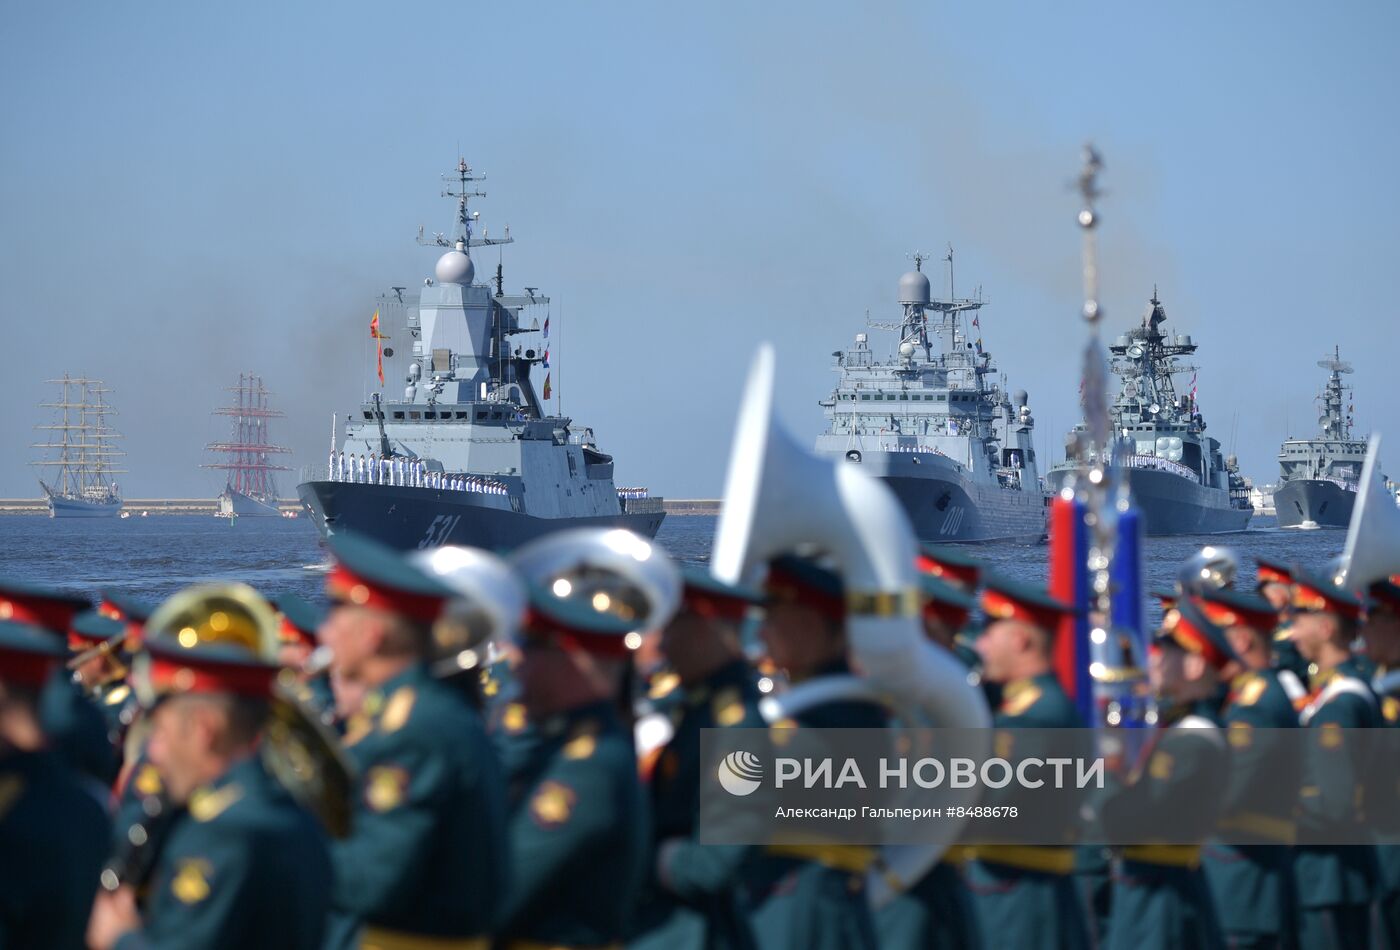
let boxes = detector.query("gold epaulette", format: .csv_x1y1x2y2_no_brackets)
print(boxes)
1120,844,1202,868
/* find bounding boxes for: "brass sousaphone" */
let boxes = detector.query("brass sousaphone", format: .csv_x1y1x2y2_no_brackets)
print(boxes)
134,583,355,838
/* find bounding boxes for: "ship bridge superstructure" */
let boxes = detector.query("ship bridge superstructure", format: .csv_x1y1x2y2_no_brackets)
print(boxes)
1278,346,1368,490
320,158,657,530
818,253,1040,489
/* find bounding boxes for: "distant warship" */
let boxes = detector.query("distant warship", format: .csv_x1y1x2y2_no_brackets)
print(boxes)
1275,347,1369,529
1046,290,1252,536
814,253,1047,543
205,373,290,518
297,159,663,551
31,375,125,518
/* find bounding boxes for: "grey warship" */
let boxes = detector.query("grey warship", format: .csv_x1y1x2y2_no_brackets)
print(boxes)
814,254,1047,543
1275,347,1369,529
297,159,664,551
1046,290,1252,535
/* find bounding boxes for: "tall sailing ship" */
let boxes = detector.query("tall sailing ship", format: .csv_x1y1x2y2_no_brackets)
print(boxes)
1046,290,1253,535
1274,347,1369,529
205,373,291,517
31,375,126,518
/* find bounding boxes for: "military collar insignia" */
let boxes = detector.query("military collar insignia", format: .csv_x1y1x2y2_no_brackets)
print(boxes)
999,678,1041,716
104,683,132,707
649,671,682,701
713,686,746,727
563,721,599,760
379,686,416,733
530,780,575,827
171,858,213,904
189,783,244,823
502,702,528,735
365,765,409,812
134,763,163,798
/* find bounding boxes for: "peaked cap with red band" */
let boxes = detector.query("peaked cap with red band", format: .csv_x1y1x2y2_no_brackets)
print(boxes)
919,573,975,628
1196,587,1280,636
1291,568,1367,622
325,533,455,625
1155,598,1240,670
97,592,157,651
980,576,1077,632
521,584,638,658
915,546,981,590
1368,580,1400,614
68,611,124,652
0,579,90,634
0,620,67,688
272,593,326,647
1255,559,1293,588
1154,589,1180,611
679,565,763,623
764,556,844,622
137,636,280,704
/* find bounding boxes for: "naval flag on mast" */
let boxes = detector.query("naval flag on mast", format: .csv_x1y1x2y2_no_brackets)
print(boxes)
370,310,389,386
543,373,552,400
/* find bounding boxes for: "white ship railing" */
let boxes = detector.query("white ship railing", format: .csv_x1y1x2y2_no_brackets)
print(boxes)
1124,454,1197,481
324,453,509,495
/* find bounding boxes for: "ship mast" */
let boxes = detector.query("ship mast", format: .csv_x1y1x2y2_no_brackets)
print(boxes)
31,374,126,498
203,373,291,499
1316,345,1354,440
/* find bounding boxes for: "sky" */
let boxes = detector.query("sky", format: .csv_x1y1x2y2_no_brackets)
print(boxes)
2,1,1397,500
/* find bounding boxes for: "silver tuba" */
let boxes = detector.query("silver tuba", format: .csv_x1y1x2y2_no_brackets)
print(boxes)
710,343,991,905
1341,434,1400,590
409,545,527,677
511,527,683,635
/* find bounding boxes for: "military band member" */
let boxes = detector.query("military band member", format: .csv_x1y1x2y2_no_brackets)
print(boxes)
877,568,983,950
0,578,117,788
1257,559,1311,699
1363,579,1400,950
318,533,506,949
0,620,110,950
743,555,883,950
85,621,331,949
1097,599,1233,950
967,576,1089,950
1287,570,1380,950
496,583,648,949
271,593,334,715
1196,587,1301,950
631,566,766,950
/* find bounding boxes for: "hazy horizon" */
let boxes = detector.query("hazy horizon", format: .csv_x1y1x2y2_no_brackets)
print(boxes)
3,2,1396,501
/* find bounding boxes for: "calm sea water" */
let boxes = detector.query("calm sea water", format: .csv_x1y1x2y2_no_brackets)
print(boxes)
0,512,1352,620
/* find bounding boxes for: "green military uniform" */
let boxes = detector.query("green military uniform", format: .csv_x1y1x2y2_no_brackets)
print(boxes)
1294,657,1380,950
1099,598,1236,950
967,673,1089,950
1098,703,1229,950
328,661,506,947
114,756,332,949
1201,669,1301,949
742,663,886,950
878,571,984,950
0,579,120,787
1371,663,1400,950
1193,586,1300,949
0,619,111,950
497,699,648,947
967,576,1088,950
320,533,507,948
630,659,766,950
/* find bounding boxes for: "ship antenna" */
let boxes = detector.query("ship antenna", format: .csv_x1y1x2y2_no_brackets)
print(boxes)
944,243,955,301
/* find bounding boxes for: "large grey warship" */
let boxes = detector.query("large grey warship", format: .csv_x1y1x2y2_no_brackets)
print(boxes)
297,159,664,551
1275,347,1369,529
814,254,1047,543
1046,290,1252,535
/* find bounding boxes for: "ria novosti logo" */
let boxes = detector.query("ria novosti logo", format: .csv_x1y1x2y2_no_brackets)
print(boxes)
717,751,764,796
